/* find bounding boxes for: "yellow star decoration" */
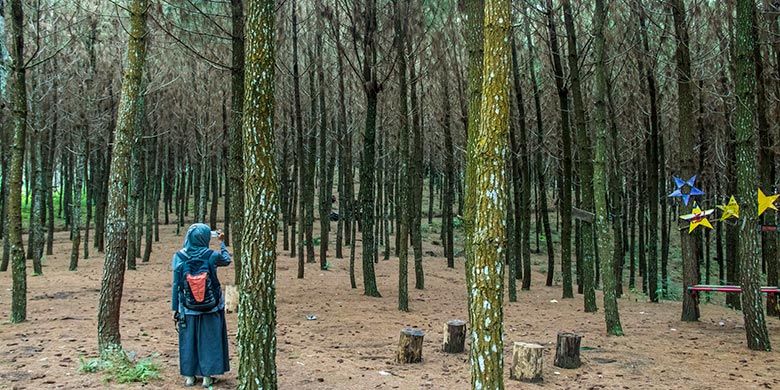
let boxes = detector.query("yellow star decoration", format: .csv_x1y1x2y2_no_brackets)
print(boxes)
758,188,779,216
717,196,740,221
679,203,714,233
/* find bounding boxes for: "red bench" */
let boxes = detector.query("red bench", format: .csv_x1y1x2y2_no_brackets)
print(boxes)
687,285,779,299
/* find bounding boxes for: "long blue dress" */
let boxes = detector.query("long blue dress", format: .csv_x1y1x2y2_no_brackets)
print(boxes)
172,224,231,377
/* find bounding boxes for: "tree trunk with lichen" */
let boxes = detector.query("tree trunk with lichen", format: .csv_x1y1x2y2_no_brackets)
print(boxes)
546,0,574,299
636,0,660,303
97,0,147,355
463,0,483,308
407,22,425,290
69,149,84,271
466,0,509,387
317,6,331,270
393,0,410,311
593,0,623,336
359,0,381,297
562,0,595,311
734,0,771,351
238,1,279,386
228,0,245,285
509,20,531,297
8,0,27,323
523,6,551,290
671,0,700,322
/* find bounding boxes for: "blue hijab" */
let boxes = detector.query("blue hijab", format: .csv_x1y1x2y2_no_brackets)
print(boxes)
180,223,212,260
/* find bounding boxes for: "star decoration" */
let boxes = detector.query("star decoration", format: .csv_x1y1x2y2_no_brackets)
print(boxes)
668,175,704,206
717,196,740,221
758,188,779,216
679,203,714,233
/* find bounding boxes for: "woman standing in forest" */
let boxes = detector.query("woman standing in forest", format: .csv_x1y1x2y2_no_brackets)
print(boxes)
172,223,231,387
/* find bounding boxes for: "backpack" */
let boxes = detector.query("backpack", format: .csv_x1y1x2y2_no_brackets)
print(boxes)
177,251,221,312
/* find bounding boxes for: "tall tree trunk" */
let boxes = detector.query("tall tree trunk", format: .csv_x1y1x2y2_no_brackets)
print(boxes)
636,0,659,303
754,1,778,317
407,16,425,290
593,0,623,336
438,36,455,270
97,0,147,354
525,6,553,289
463,0,484,310
238,0,279,386
8,0,27,322
209,155,218,229
85,144,93,259
280,109,290,252
317,4,331,270
228,0,245,286
46,80,58,256
127,87,146,270
467,0,509,387
766,0,780,317
335,7,347,257
393,0,410,311
69,149,84,271
292,0,305,278
546,0,574,298
305,50,317,266
671,0,700,322
359,0,381,297
142,135,156,263
562,0,596,311
734,0,771,351
29,126,44,274
509,27,531,294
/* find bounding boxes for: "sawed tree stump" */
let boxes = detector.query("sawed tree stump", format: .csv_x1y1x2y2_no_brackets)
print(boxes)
510,342,544,383
442,320,466,353
223,285,238,313
554,332,582,369
396,328,425,364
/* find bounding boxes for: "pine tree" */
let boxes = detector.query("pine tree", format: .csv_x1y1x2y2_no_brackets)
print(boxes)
228,0,245,285
7,0,28,323
733,0,771,351
466,0,510,386
393,0,410,311
358,0,381,297
546,0,574,298
238,0,279,386
593,0,623,336
97,0,148,354
562,0,596,311
671,0,700,322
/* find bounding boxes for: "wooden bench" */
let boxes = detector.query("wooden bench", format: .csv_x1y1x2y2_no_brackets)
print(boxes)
687,284,779,300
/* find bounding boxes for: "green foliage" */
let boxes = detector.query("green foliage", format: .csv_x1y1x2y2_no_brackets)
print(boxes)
78,354,160,384
78,357,108,373
452,215,463,229
20,189,87,230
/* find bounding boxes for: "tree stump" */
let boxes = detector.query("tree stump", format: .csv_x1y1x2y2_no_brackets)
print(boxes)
223,285,238,313
396,328,425,364
554,332,582,369
441,320,466,353
510,342,544,383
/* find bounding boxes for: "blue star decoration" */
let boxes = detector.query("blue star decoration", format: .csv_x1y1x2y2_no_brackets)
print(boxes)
667,175,704,206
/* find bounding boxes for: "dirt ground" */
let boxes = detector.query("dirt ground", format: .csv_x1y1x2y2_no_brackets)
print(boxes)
0,222,779,389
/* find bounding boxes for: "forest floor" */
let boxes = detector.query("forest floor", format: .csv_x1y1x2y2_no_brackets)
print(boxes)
0,221,779,389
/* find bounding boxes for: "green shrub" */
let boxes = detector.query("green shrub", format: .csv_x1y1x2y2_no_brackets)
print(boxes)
78,353,160,384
